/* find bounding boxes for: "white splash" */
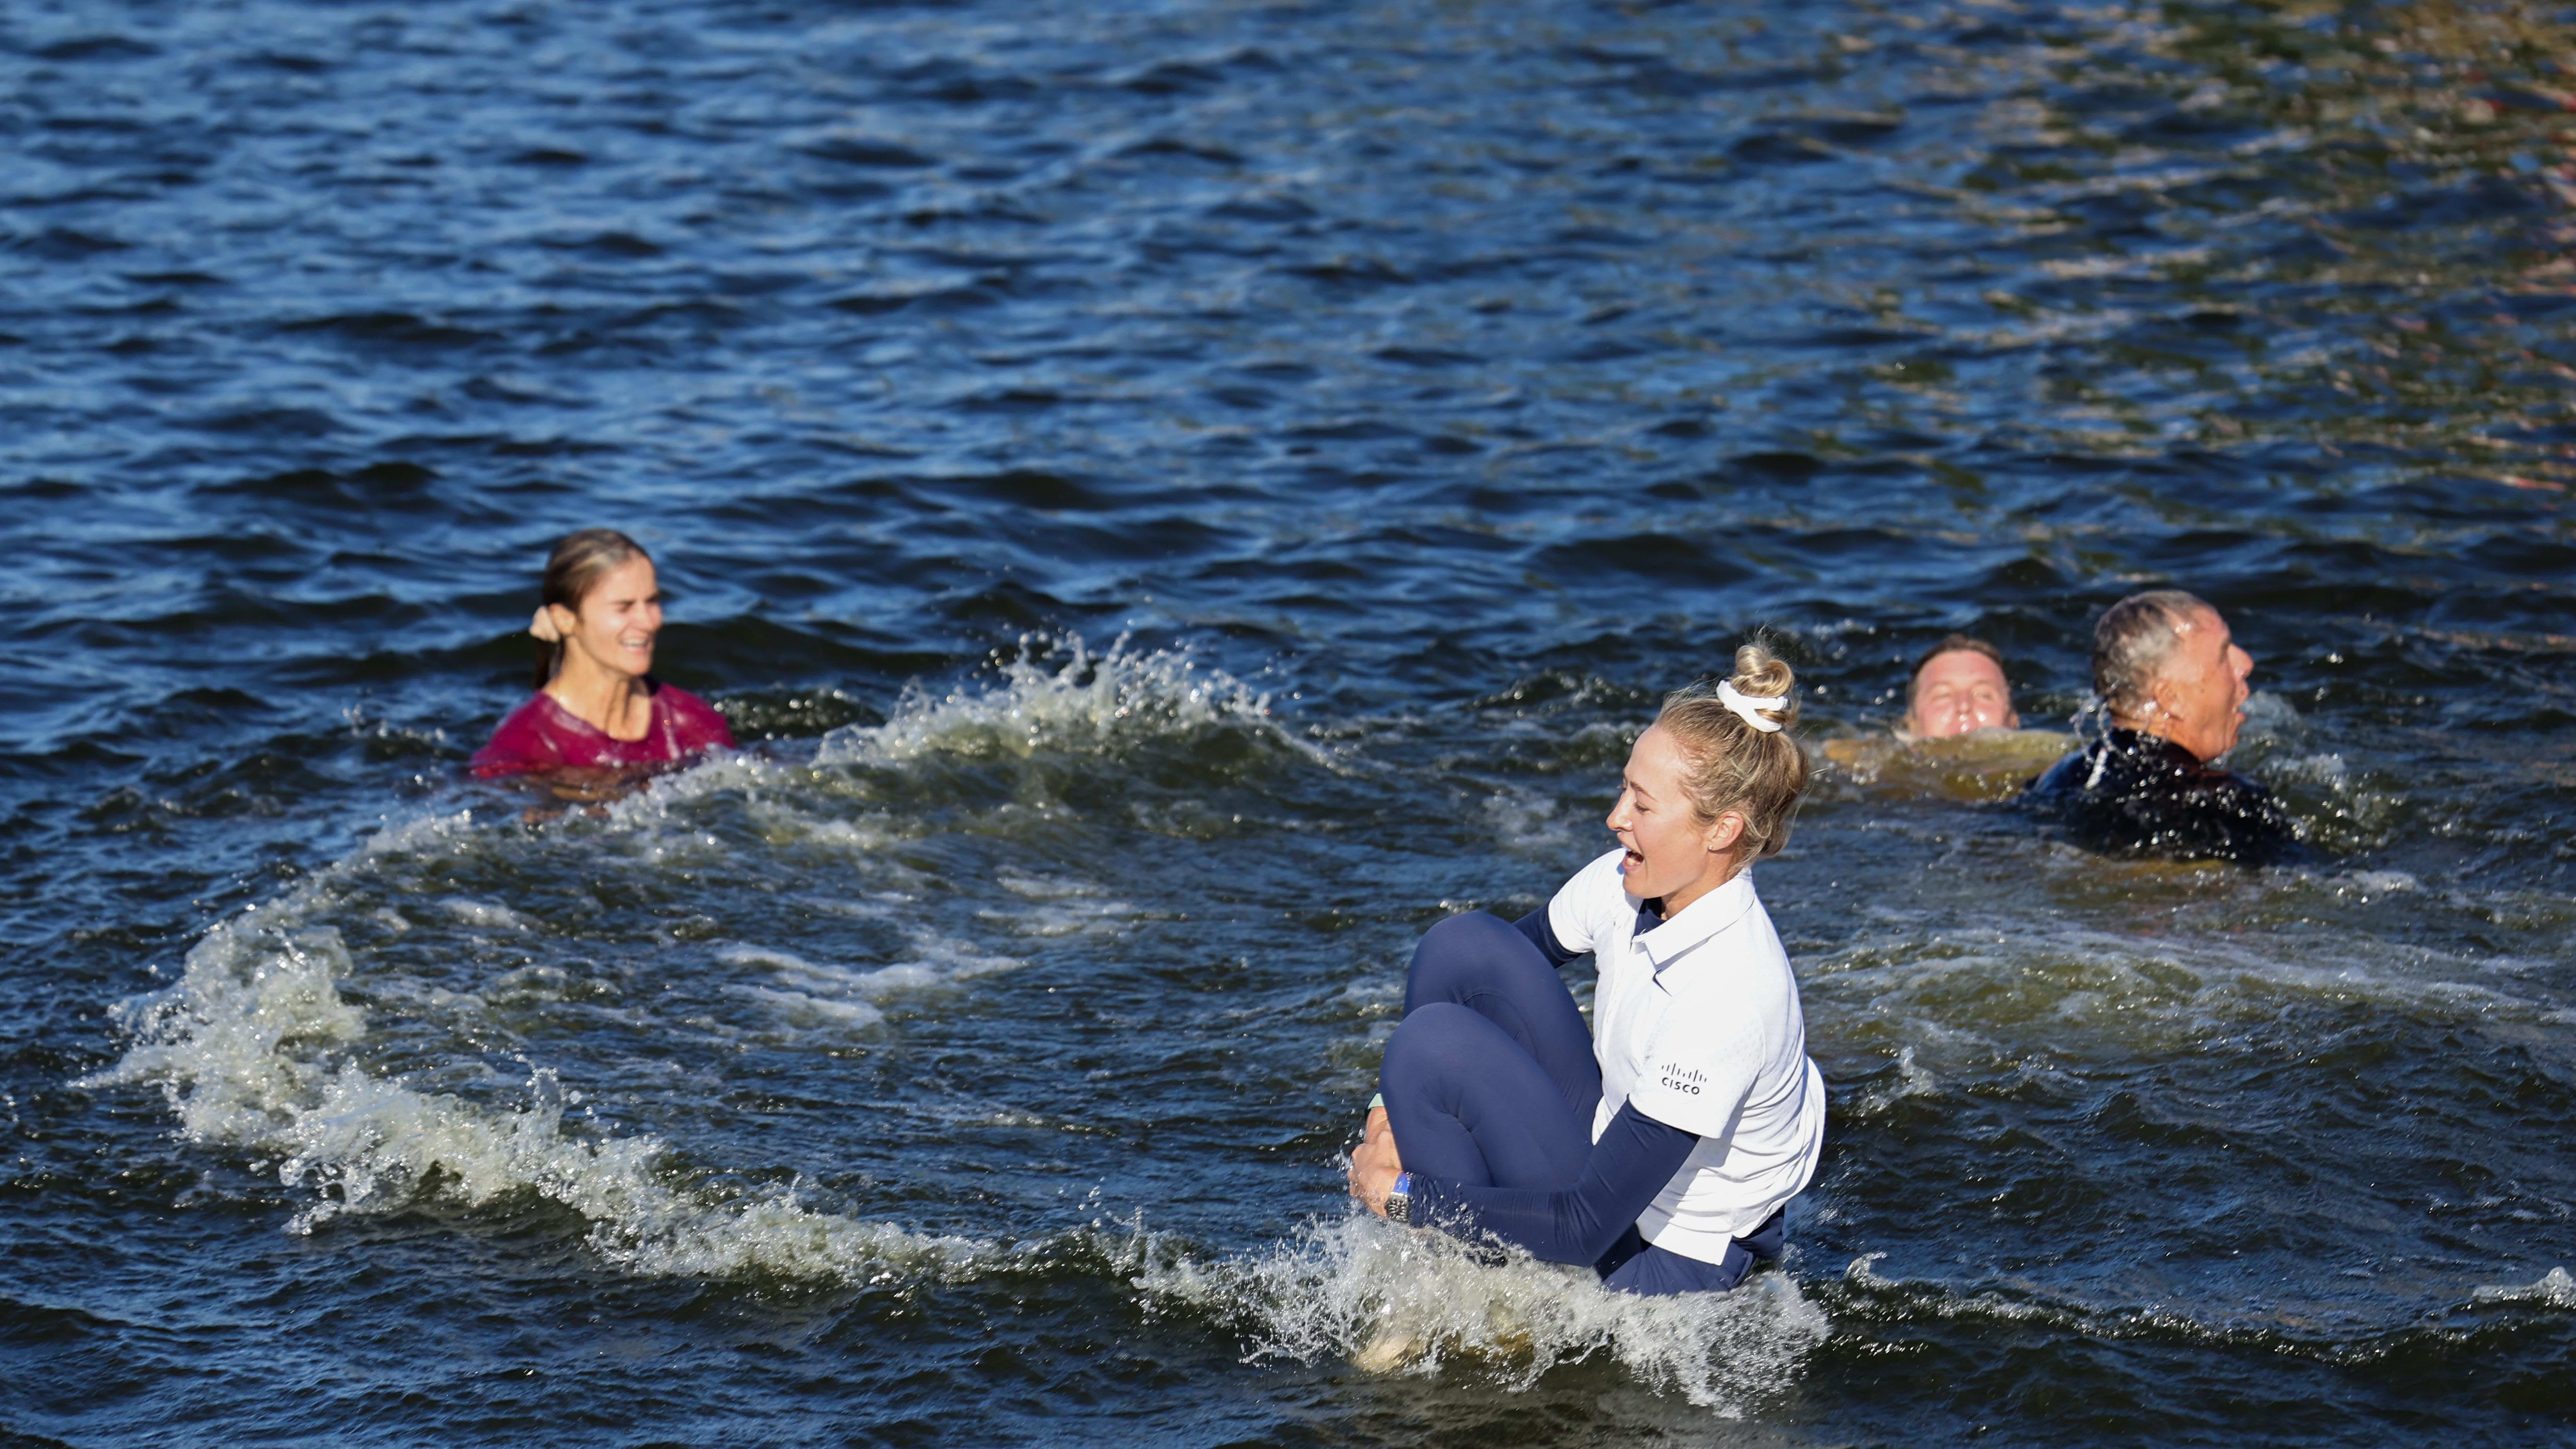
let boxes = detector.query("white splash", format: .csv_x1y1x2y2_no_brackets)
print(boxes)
2237,690,2302,734
1136,1211,1829,1412
2472,1265,2576,1309
815,631,1314,766
1848,1045,1939,1117
81,811,988,1285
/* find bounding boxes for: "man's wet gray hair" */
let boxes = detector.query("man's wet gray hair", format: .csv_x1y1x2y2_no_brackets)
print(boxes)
2092,589,2213,715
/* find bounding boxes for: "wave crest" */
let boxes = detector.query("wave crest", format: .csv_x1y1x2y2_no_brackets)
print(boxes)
2473,1265,2576,1310
81,830,988,1285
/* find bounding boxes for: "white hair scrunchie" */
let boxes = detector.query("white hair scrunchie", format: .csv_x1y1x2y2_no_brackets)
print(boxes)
529,605,564,644
1717,679,1790,733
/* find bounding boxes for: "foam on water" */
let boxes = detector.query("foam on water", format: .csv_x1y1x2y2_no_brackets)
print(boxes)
815,632,1318,767
2238,690,2302,735
1136,1211,1829,1412
1842,1253,2576,1358
1827,1253,2245,1351
2471,1265,2576,1310
82,803,994,1285
718,935,1019,1033
983,872,1141,938
439,898,531,931
740,985,887,1030
1844,1045,1939,1118
1810,911,2565,1054
1481,787,1579,854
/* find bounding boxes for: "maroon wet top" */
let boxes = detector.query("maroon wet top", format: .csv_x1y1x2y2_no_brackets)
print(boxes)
470,680,735,780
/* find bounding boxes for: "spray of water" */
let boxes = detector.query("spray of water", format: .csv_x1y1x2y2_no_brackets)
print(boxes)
1136,1210,1829,1412
2472,1265,2576,1310
78,809,990,1283
815,632,1320,766
84,648,1829,1407
78,640,1327,1293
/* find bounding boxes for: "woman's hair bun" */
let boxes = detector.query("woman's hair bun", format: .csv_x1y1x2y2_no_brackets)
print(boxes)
1728,642,1799,727
1651,638,1811,862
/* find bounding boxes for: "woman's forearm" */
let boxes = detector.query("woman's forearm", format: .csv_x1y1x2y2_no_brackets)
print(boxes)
1405,1101,1698,1264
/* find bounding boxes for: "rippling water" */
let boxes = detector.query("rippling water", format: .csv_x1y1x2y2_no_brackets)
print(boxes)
7,1,2574,1443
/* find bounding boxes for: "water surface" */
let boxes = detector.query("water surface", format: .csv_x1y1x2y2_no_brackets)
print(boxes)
5,1,2574,1443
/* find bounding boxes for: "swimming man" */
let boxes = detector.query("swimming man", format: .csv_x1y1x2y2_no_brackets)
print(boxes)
2023,589,2301,864
1820,634,2069,798
1901,635,2019,738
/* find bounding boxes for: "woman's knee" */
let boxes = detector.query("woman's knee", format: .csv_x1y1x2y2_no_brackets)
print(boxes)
1381,1001,1504,1092
1406,911,1533,1008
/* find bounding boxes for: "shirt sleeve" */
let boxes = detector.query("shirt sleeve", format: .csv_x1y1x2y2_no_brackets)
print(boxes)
1512,909,1580,968
1405,1101,1700,1266
1624,1007,1766,1139
1543,848,1626,959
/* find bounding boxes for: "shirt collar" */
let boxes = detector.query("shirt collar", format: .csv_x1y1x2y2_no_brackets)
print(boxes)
1628,870,1758,973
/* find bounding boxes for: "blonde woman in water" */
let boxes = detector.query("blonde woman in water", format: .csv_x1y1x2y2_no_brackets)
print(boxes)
1349,645,1826,1297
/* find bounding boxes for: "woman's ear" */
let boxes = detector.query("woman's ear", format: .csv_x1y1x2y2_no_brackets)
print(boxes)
545,601,579,638
1705,811,1746,857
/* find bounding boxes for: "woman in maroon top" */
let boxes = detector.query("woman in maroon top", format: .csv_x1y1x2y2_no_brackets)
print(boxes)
471,529,735,782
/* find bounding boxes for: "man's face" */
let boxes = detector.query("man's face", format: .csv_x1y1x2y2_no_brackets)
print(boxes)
2148,607,2254,761
1905,650,2018,738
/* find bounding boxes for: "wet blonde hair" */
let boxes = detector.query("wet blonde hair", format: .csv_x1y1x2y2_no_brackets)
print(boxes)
533,528,649,689
1653,642,1810,863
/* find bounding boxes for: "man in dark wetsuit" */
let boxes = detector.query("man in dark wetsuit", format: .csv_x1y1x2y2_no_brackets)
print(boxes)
2024,589,2303,865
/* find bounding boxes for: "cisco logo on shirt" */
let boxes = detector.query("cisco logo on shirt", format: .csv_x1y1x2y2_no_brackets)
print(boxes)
1657,1062,1706,1095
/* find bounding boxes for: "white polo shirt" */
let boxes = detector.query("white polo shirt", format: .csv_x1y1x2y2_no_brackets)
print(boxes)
1546,846,1827,1264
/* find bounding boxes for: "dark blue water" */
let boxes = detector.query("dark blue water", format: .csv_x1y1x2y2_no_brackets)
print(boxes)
6,1,2574,1443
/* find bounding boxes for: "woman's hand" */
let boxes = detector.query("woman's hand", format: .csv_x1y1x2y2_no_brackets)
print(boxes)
1348,1106,1404,1216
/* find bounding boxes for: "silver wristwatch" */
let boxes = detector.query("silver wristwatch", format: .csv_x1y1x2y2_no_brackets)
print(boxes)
1385,1172,1413,1225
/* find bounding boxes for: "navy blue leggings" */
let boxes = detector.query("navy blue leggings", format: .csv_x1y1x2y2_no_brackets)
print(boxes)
1378,912,1781,1295
1393,911,1603,1174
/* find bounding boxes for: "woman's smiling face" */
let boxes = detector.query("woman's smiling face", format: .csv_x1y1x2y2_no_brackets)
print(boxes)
552,554,662,680
1604,724,1741,915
